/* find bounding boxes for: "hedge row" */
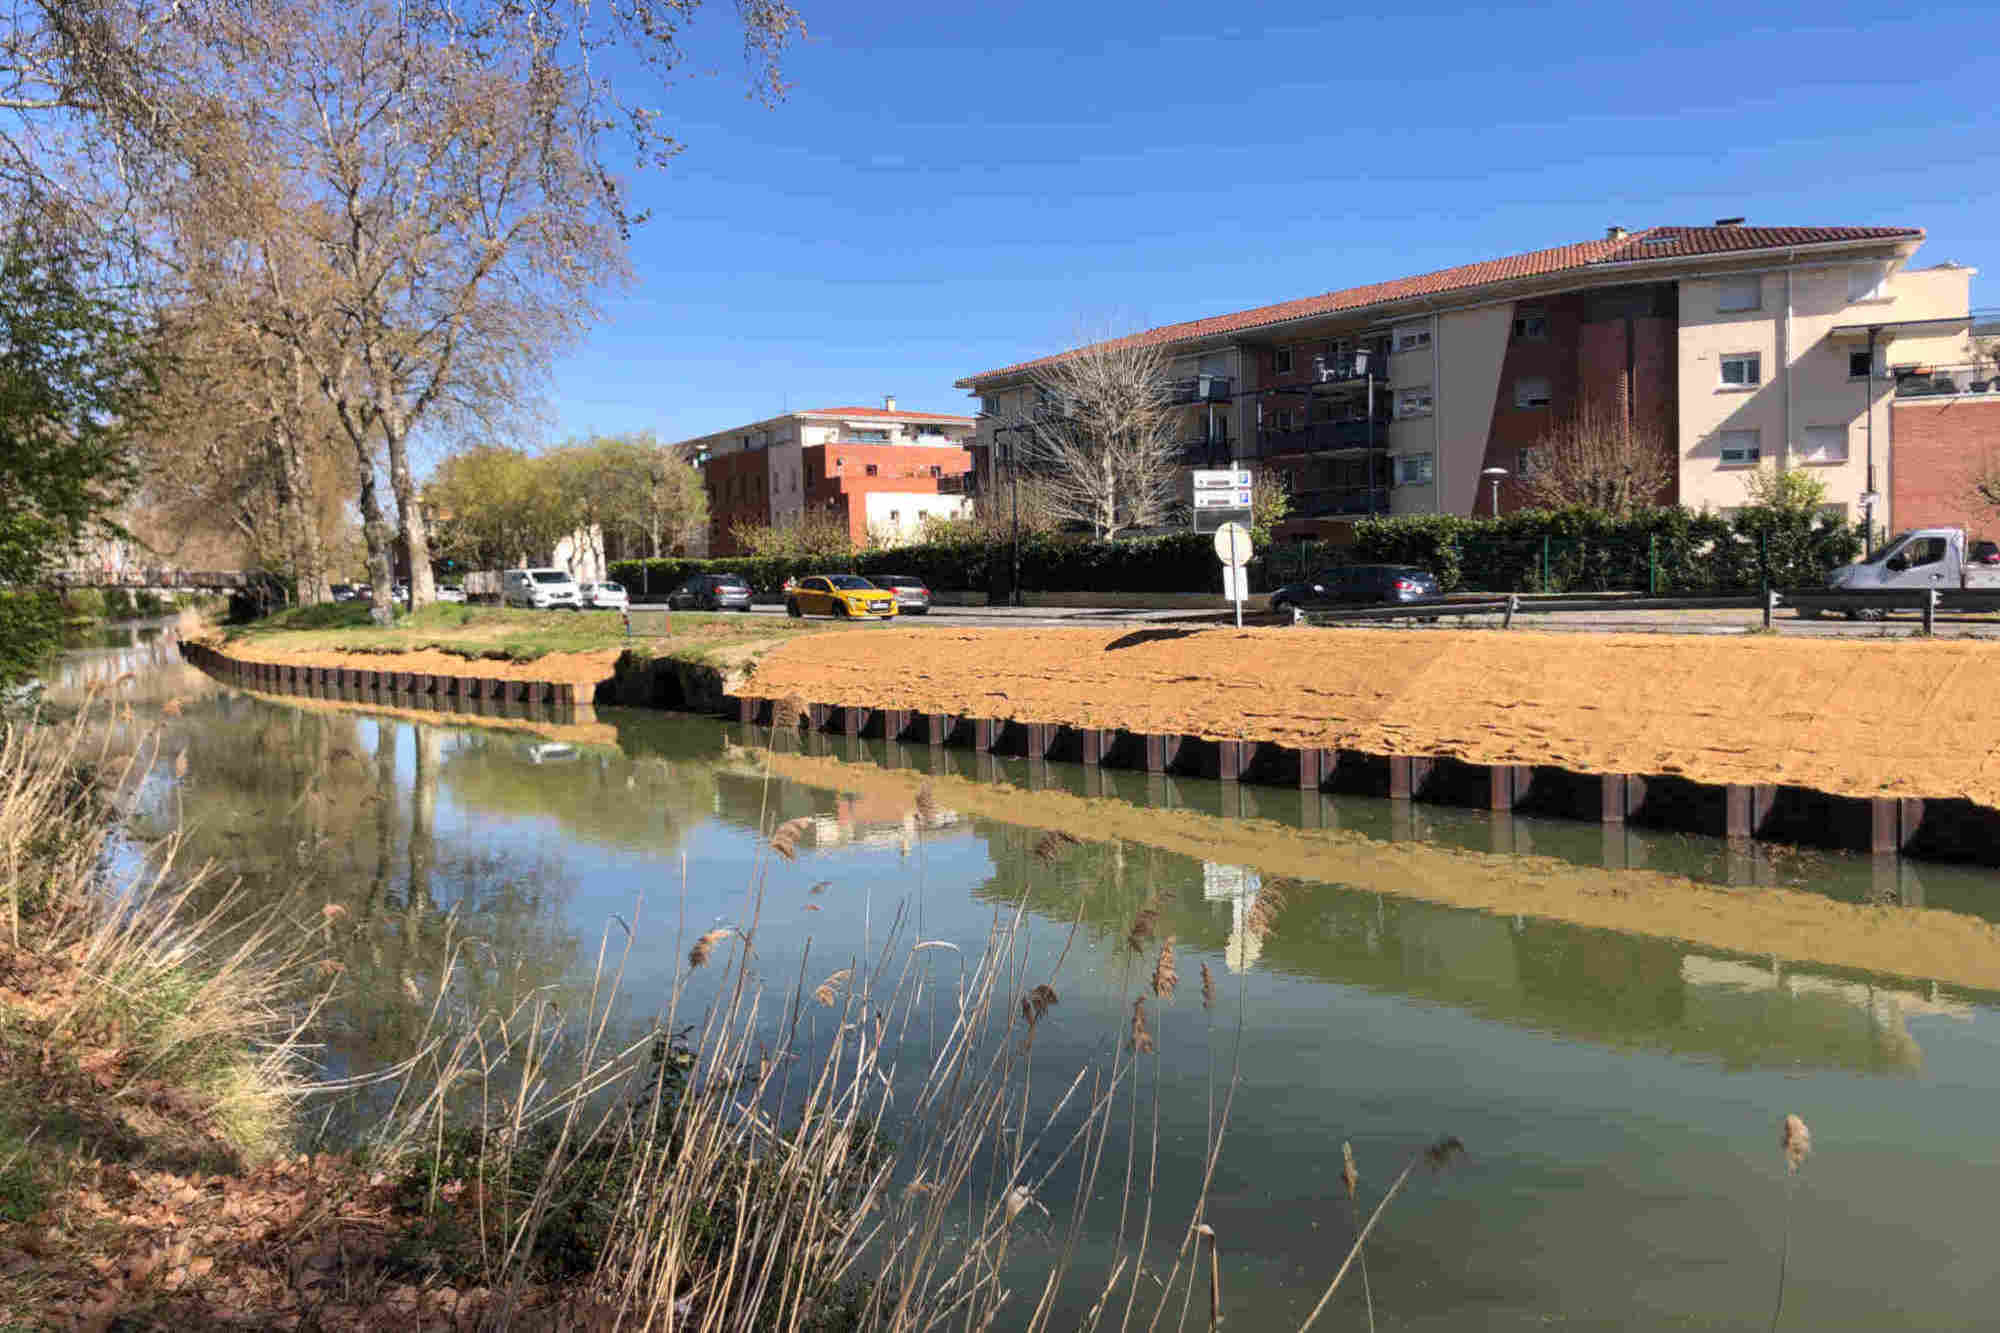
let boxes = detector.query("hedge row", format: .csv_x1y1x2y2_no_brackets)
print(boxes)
1346,506,1865,594
607,506,1867,600
610,531,1232,598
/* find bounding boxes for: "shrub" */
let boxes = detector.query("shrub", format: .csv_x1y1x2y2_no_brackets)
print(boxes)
61,588,106,624
101,587,134,619
0,591,63,689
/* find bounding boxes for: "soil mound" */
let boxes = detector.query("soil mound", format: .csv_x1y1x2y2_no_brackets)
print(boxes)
748,626,2000,808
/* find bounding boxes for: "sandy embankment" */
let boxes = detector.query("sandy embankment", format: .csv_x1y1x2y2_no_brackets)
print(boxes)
748,626,2000,809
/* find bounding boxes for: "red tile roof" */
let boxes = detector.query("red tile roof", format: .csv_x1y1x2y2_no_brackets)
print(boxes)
802,405,975,423
957,224,1924,386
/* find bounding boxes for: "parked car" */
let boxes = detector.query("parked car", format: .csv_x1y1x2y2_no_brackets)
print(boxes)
501,567,580,609
392,583,410,604
785,574,898,619
579,580,629,611
668,574,754,612
870,575,932,615
329,583,358,602
435,584,467,603
1795,527,2000,620
1268,565,1443,616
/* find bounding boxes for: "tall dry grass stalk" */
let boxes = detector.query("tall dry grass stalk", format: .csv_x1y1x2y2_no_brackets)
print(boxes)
1769,1113,1813,1333
1297,1138,1464,1332
1342,1140,1375,1333
1,712,326,1160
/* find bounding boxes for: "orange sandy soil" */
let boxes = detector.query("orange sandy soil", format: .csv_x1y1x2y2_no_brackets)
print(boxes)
750,626,2000,808
203,639,625,687
751,747,2000,994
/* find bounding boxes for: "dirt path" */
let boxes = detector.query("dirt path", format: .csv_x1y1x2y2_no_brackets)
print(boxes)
749,625,2000,808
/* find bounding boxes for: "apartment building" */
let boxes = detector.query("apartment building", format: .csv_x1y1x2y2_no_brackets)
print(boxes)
957,224,1983,537
675,398,978,553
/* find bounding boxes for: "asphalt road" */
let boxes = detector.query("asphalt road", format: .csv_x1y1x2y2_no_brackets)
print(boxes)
722,601,2000,638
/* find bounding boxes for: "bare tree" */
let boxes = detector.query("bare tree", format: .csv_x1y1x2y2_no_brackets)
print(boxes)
1004,334,1180,539
1521,397,1675,513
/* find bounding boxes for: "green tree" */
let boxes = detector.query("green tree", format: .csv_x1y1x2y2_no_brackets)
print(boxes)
0,230,150,685
425,446,568,571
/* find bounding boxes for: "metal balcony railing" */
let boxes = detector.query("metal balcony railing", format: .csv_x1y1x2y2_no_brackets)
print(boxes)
1292,486,1392,518
1894,364,2000,398
1167,375,1234,404
1254,419,1390,457
1306,350,1389,383
1177,436,1235,466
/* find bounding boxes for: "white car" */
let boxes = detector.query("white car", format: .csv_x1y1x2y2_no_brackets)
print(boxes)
579,580,629,611
502,567,581,609
435,584,467,604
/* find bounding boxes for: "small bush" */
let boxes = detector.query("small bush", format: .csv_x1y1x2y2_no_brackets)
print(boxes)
100,587,134,619
133,590,166,617
0,590,63,689
61,588,107,624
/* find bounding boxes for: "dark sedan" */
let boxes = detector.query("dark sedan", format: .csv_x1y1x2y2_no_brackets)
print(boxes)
667,574,755,611
1269,565,1442,617
870,575,932,615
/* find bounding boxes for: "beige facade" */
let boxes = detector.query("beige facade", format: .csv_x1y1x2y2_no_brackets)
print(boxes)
958,225,1977,537
1677,256,1975,529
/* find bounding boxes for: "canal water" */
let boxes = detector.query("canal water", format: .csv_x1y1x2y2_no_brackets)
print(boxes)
91,631,2000,1329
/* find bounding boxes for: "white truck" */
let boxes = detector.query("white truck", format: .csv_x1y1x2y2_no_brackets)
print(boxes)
1796,527,2000,619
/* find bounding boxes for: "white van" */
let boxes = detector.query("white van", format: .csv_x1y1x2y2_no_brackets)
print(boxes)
502,567,581,610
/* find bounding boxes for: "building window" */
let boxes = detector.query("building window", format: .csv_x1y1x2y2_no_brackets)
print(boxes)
888,509,901,522
1720,353,1761,387
1397,386,1433,419
835,457,845,470
1800,426,1850,464
1848,349,1876,380
1717,276,1761,312
1718,428,1761,465
1848,264,1890,303
1514,376,1552,409
1395,453,1434,485
980,395,998,416
852,429,889,442
1273,347,1293,375
1512,308,1548,340
1519,447,1547,479
929,465,941,478
1395,323,1432,353
865,463,878,477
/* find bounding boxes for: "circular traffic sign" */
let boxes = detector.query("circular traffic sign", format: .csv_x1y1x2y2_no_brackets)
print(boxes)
1212,521,1252,567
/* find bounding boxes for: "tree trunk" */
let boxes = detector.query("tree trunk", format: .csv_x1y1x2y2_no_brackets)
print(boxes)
383,419,434,609
273,424,329,603
356,454,395,624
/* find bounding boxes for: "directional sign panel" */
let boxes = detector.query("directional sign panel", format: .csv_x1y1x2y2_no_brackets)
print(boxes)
1194,489,1255,508
1192,468,1253,491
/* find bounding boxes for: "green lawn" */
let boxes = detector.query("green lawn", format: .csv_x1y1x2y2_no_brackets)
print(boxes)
222,603,823,664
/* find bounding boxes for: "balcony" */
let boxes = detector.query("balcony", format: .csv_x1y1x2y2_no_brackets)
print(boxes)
1254,418,1389,458
1167,375,1234,404
1305,349,1389,384
1292,486,1392,518
1177,435,1235,466
1894,364,2000,398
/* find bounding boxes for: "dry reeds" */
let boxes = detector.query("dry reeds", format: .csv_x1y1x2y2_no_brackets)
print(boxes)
1126,904,1160,954
912,780,939,829
813,968,850,1009
1770,1113,1813,1333
1245,878,1289,941
1298,1136,1466,1332
767,815,811,861
1200,961,1215,1012
688,927,732,969
1021,983,1059,1025
1130,996,1155,1055
1151,937,1178,1000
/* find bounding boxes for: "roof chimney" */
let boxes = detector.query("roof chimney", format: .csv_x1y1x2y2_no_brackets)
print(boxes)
1713,216,1746,227
1606,225,1628,241
883,394,897,412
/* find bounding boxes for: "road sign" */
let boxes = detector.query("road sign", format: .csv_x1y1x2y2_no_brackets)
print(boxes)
1212,522,1252,567
1194,489,1254,509
1192,468,1253,490
1860,491,1882,510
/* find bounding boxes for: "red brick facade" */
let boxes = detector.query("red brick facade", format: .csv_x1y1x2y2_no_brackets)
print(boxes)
1478,287,1677,513
1890,398,2000,538
801,443,973,547
705,451,773,554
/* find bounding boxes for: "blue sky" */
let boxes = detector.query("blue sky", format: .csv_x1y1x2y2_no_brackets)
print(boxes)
544,0,2000,445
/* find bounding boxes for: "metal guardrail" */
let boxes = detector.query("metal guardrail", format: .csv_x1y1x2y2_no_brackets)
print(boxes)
1296,588,1971,635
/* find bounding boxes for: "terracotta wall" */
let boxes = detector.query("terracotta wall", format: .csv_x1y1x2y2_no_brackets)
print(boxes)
1890,398,2000,538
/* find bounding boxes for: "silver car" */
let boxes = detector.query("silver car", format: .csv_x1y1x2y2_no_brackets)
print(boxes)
579,581,629,611
871,575,932,615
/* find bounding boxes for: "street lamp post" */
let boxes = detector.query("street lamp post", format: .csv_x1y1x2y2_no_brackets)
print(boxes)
1481,466,1509,517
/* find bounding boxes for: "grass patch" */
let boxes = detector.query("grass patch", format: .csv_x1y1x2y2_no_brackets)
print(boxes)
224,603,826,667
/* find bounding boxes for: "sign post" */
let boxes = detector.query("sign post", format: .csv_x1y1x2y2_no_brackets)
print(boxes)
1212,520,1252,629
1191,468,1255,535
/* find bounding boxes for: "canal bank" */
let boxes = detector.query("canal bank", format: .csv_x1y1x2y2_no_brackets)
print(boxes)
189,622,2000,866
87,658,2000,1330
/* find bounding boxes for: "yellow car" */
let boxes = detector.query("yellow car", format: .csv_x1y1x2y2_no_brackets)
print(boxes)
786,574,899,620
